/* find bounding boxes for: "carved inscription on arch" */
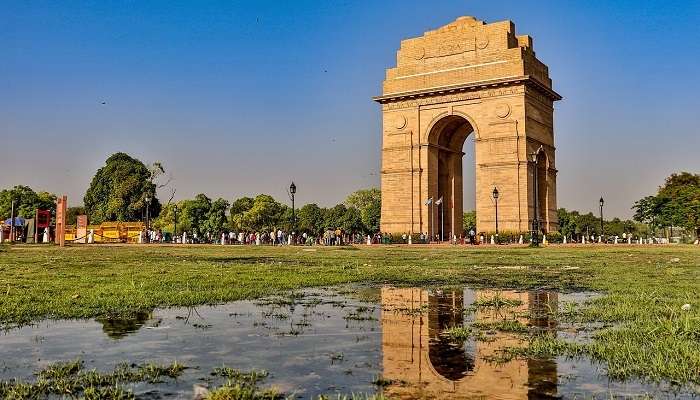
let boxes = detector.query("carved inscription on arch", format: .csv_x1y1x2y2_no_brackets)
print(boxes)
381,86,525,111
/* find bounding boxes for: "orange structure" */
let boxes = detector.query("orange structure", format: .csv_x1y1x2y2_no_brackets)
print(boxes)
380,287,558,399
55,195,67,246
64,222,143,243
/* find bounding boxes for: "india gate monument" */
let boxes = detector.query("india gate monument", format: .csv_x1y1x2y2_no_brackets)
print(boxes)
374,16,561,237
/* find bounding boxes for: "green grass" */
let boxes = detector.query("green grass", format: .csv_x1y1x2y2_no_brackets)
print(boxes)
471,293,524,308
0,360,186,399
1,244,699,387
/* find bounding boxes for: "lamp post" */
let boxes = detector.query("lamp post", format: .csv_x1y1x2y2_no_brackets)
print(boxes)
289,182,296,236
492,187,499,237
599,197,605,241
530,147,543,246
436,197,444,242
145,195,152,243
425,197,433,243
173,204,178,243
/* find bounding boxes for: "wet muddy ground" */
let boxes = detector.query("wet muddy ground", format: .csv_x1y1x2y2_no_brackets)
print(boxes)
0,286,695,399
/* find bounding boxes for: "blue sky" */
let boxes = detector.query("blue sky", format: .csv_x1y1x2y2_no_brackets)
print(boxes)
2,0,699,218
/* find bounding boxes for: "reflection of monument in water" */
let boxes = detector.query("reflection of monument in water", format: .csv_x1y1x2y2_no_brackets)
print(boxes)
381,288,558,399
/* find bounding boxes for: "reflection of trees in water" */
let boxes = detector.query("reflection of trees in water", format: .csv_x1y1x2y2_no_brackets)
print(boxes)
96,311,152,339
428,290,474,380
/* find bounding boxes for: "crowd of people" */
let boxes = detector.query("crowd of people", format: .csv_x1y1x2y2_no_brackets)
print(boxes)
141,228,372,246
139,226,696,246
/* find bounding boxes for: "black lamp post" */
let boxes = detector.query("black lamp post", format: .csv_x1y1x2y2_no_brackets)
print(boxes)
492,187,499,237
599,197,605,241
173,204,178,243
145,195,152,243
289,182,297,235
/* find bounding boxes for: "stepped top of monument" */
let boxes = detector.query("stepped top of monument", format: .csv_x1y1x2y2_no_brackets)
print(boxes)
375,16,561,102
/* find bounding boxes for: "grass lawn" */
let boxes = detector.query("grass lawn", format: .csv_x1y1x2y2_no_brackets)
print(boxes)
1,243,699,387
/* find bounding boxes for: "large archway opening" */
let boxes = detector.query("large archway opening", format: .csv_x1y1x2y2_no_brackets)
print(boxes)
428,115,475,240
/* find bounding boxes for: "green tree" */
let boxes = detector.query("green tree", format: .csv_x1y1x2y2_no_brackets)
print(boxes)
185,194,212,235
576,212,600,236
462,211,476,233
83,153,161,224
242,194,284,232
36,192,57,213
229,197,254,230
0,186,56,220
341,206,364,233
203,198,230,235
152,203,178,233
556,208,576,239
633,196,661,228
633,172,700,238
297,203,324,236
66,206,86,225
345,188,381,233
324,204,347,230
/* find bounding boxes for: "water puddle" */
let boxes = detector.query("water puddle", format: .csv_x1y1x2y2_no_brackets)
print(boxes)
0,287,693,399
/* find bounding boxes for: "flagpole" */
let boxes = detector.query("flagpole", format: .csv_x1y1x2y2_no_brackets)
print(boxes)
425,197,433,243
431,201,434,243
441,201,444,242
435,197,444,242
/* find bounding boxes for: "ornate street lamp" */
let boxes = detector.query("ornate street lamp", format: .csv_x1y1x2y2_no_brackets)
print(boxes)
492,187,499,237
145,195,152,243
599,197,605,241
289,182,297,236
530,147,543,246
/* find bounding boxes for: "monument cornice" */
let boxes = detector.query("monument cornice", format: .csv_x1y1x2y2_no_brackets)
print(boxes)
373,75,562,104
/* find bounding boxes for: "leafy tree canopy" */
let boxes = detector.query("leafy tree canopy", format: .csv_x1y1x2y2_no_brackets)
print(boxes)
0,185,56,220
243,194,286,232
297,203,324,236
229,197,254,230
463,211,476,232
633,172,700,235
202,198,230,235
66,206,86,225
84,153,162,224
345,188,381,233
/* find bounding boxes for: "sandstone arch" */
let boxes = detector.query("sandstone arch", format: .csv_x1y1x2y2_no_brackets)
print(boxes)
374,16,561,236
